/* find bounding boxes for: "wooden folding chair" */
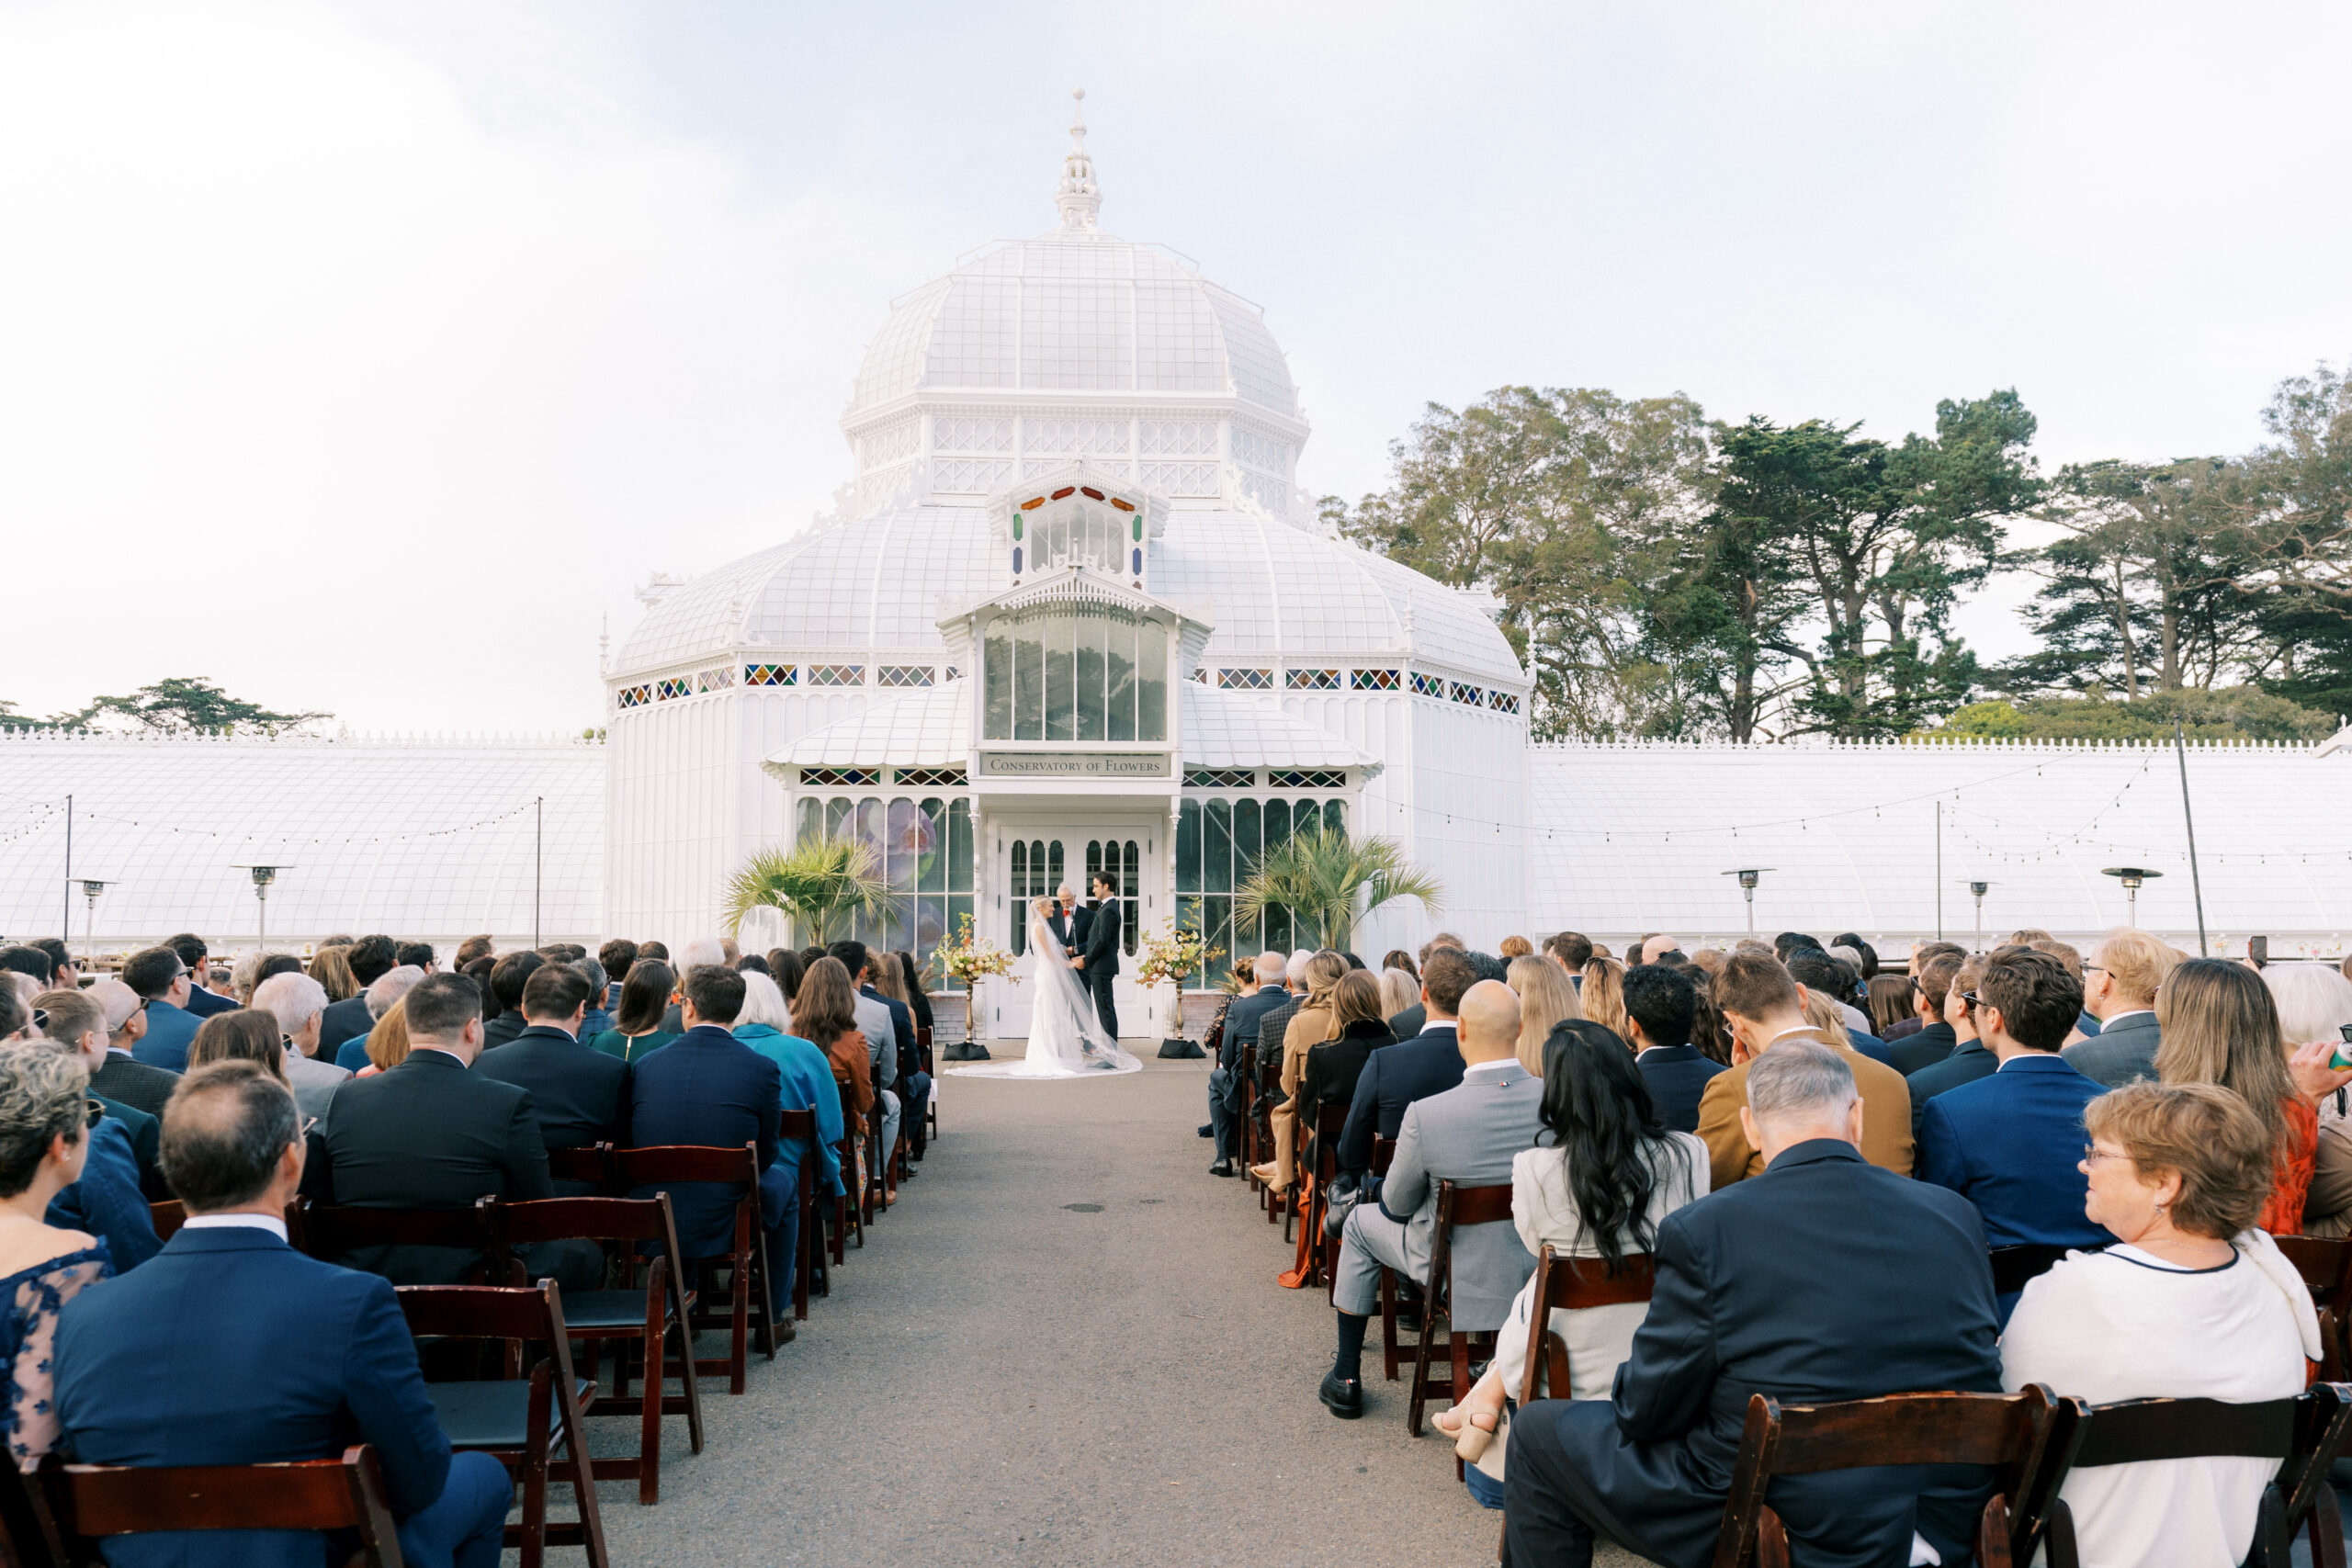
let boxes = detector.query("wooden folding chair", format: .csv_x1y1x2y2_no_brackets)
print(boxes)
396,1282,608,1568
1513,1246,1657,1404
300,1197,507,1285
2276,1236,2352,1380
149,1198,309,1251
831,1079,864,1258
498,1195,705,1506
1368,1135,1414,1381
863,1097,889,1219
1238,1043,1262,1184
1295,1099,1347,1294
2040,1384,2352,1568
777,1108,820,1319
546,1144,616,1194
1987,1243,2076,1299
1713,1386,2068,1568
32,1445,405,1567
1407,1179,1516,1436
611,1144,775,1396
917,1024,939,1139
1259,1047,1289,1224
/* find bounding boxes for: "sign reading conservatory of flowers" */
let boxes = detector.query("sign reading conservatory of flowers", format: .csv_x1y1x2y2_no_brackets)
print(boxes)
978,751,1173,779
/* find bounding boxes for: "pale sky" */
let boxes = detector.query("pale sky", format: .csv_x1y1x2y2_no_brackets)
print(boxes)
4,1,2348,733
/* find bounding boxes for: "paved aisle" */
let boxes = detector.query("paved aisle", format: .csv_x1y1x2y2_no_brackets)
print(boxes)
592,1055,1644,1567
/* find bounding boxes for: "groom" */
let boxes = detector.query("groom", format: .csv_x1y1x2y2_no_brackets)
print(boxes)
1069,872,1122,1040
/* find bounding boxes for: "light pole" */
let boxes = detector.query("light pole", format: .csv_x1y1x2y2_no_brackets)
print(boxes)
66,878,110,965
1721,868,1775,936
2101,866,2161,928
1964,880,1993,953
232,864,292,952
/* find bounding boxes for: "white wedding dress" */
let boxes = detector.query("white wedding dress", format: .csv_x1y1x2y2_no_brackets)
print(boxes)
947,914,1142,1078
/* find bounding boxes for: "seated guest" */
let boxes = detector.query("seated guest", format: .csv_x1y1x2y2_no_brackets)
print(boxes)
1696,951,1913,1190
1905,953,1996,1134
1257,949,1320,1059
1543,931,1591,985
56,1061,510,1567
122,945,203,1073
1253,951,1350,1195
2064,927,2178,1088
597,939,639,1011
1505,954,1581,1077
591,958,681,1063
454,933,495,972
164,934,236,1019
320,973,592,1290
2154,957,2337,1235
84,979,179,1120
1320,980,1541,1420
1297,972,1398,1116
1787,951,1886,1061
481,951,542,1051
36,990,164,1191
1436,1020,1707,1505
1337,947,1476,1179
573,956,613,1042
2002,1082,2319,1568
629,964,791,1323
1578,958,1628,1039
24,993,159,1269
2273,965,2352,1236
1621,963,1724,1135
797,956,876,1183
1503,1040,2001,1567
1865,972,1913,1040
470,960,629,1193
662,938,727,1032
333,964,426,1072
1917,948,2108,1320
828,941,902,1183
0,1043,112,1469
894,949,933,1044
395,940,436,975
356,999,411,1078
1377,964,1419,1021
734,971,845,1202
2023,938,2098,1042
1888,950,1965,1069
1208,953,1290,1178
0,949,52,994
858,947,929,1166
318,934,399,1055
252,971,351,1135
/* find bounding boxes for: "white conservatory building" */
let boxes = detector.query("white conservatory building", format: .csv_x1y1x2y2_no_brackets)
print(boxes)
602,108,1532,1034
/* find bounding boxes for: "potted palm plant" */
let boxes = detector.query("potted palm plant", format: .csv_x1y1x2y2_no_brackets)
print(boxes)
721,834,894,947
1235,827,1443,952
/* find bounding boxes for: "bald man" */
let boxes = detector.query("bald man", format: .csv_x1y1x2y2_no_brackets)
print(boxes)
1319,979,1543,1419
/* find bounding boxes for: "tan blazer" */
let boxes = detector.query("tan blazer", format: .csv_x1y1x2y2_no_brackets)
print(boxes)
1693,1027,1914,1190
1280,1005,1333,1107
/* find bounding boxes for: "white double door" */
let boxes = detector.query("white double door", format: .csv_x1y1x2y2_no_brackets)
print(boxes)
987,819,1163,1042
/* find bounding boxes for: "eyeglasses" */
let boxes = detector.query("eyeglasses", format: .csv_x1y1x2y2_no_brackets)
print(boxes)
2082,964,2107,976
2081,1145,2132,1166
1957,990,1981,1009
84,1098,105,1131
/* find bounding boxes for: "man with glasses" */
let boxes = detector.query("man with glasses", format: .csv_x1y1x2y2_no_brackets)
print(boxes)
1905,953,1996,1137
122,945,202,1072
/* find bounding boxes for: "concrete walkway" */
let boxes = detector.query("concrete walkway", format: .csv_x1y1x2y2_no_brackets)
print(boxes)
588,1053,1645,1567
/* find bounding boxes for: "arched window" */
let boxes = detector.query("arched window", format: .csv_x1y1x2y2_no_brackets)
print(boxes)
982,604,1168,742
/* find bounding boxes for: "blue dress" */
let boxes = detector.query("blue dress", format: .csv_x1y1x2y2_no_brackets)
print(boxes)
1,1243,112,1470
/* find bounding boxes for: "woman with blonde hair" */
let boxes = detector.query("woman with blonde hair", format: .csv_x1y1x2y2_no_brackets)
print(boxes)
1377,965,1419,1021
306,947,358,1005
2156,957,2352,1234
1580,957,1628,1040
1799,990,1852,1048
1507,954,1582,1076
357,1001,411,1077
1251,950,1351,1194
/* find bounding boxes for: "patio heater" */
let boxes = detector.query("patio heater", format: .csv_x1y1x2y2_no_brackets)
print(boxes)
1721,868,1775,935
2101,866,2161,928
66,878,111,965
232,864,292,951
1963,881,1993,953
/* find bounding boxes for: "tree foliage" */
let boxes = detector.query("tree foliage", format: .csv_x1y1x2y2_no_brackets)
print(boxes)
1926,688,2334,744
1,677,330,735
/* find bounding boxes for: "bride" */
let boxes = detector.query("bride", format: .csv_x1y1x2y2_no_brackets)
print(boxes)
949,897,1142,1078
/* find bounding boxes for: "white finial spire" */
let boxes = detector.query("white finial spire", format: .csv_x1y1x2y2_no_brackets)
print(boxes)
1055,87,1101,232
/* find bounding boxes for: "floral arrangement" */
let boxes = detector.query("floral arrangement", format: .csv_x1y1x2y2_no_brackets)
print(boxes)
1136,920,1224,1044
932,912,1019,1052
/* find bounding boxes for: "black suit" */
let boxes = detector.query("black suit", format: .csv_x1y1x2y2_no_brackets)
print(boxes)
1046,904,1091,953
1298,1021,1396,1112
321,1048,582,1287
1889,1019,1958,1077
472,1024,631,1193
90,1051,179,1121
1502,1140,2002,1568
1386,1002,1427,1040
1634,1043,1725,1135
1337,1023,1463,1176
1079,897,1121,1037
481,1009,528,1052
317,994,374,1055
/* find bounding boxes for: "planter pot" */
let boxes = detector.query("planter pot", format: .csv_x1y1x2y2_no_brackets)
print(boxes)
941,1042,991,1061
1157,1037,1205,1059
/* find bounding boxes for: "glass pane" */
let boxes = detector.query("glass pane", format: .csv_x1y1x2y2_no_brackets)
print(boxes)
855,798,883,863
825,797,852,840
1123,840,1140,954
1263,796,1290,856
947,800,973,892
1176,799,1201,894
917,798,945,893
1086,840,1102,890
1012,840,1028,954
1204,800,1231,895
984,624,1013,739
1014,617,1044,740
1105,613,1136,741
884,797,920,892
1137,619,1167,740
1076,611,1106,741
1046,840,1065,898
797,796,821,843
913,896,945,965
1325,798,1347,838
1265,903,1290,955
1045,615,1075,741
1205,896,1233,987
1233,798,1261,875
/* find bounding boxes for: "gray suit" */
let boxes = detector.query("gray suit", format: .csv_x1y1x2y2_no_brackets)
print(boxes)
1333,1061,1544,1331
2062,1010,2160,1089
285,1052,351,1136
851,990,903,1166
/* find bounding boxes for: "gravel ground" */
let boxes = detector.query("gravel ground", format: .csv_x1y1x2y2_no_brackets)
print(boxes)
580,1053,1648,1567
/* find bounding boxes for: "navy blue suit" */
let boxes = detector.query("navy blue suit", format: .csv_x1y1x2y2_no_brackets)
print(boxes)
1209,987,1292,1161
131,998,200,1073
1906,1040,1998,1138
1635,1044,1726,1135
1845,1029,1894,1067
48,1116,159,1272
1918,1054,2109,1320
55,1226,508,1568
1337,1023,1464,1177
628,1025,789,1309
1502,1141,2002,1568
1889,1020,1958,1077
183,985,236,1019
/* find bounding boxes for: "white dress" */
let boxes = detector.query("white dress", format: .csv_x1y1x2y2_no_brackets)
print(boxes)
947,915,1141,1079
1999,1231,2321,1568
